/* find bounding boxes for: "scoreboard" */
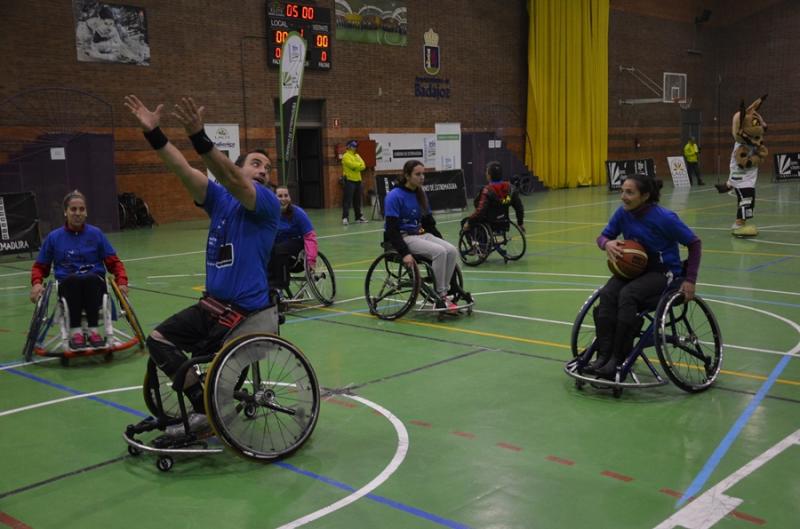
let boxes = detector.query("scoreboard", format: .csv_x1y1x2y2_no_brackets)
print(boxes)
266,1,332,70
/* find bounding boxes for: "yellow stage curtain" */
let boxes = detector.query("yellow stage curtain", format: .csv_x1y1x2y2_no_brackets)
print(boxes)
526,0,609,188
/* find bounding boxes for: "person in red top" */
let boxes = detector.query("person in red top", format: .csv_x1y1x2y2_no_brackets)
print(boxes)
30,190,129,350
462,161,525,233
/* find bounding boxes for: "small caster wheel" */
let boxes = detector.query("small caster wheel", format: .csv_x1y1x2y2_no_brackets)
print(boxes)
127,445,142,457
466,306,473,316
104,352,114,363
156,456,174,472
243,403,258,419
612,387,623,399
575,379,585,390
60,356,69,367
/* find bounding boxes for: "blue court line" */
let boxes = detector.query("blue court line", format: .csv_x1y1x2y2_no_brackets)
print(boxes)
277,461,472,529
746,255,795,273
676,353,794,507
6,368,147,418
4,368,470,529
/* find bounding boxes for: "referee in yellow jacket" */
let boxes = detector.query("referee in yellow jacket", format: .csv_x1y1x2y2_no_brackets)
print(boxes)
341,139,367,225
683,137,705,185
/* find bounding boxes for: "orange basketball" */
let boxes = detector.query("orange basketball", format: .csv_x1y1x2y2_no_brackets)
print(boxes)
607,240,648,279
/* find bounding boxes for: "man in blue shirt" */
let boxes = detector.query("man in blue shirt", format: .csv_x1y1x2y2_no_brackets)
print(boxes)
125,95,280,433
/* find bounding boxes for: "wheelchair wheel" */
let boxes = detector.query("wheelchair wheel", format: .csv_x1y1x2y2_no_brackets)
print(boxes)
458,223,491,266
142,359,183,420
23,281,54,362
305,252,336,305
654,291,722,393
205,333,320,461
496,222,526,261
513,173,535,195
365,252,420,320
570,290,601,359
110,277,146,348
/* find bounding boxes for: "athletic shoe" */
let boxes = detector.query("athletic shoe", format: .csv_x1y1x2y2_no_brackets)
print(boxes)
445,296,459,314
342,218,349,226
356,216,369,223
88,331,106,348
68,332,86,350
165,413,211,438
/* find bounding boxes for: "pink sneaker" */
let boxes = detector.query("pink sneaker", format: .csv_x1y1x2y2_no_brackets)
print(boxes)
445,297,459,314
88,331,106,348
68,332,86,350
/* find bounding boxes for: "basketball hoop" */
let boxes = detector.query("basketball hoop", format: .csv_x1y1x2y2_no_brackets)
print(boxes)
673,97,692,110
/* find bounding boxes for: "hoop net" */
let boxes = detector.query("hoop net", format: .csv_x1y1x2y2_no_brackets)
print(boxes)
673,97,692,110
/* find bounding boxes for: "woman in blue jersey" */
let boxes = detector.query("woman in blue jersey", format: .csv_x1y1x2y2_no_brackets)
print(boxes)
584,174,702,379
269,185,318,290
384,160,460,312
29,190,129,350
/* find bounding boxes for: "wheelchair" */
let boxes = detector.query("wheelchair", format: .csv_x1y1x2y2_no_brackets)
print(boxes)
124,297,320,472
458,219,526,266
278,250,336,308
22,277,145,366
564,280,723,398
364,243,474,321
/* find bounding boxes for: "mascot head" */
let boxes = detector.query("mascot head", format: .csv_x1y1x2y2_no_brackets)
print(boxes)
732,94,768,169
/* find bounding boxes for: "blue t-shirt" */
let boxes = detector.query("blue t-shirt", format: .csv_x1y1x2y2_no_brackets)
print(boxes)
275,205,313,244
384,186,429,233
36,224,117,281
203,181,280,311
601,204,697,275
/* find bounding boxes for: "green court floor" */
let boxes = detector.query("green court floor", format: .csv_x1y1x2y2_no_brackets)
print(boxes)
1,179,799,529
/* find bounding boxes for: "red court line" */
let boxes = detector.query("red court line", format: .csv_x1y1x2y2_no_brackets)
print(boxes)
451,431,475,439
409,420,432,428
0,512,33,529
730,510,766,526
601,470,633,482
325,397,357,409
658,488,682,498
545,455,575,466
496,442,522,452
0,328,11,333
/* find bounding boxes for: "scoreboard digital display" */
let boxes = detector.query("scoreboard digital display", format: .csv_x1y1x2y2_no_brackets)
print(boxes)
266,1,331,70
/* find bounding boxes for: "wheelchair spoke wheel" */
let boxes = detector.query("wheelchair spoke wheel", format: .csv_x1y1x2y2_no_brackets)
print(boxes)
110,277,146,347
305,252,336,305
458,223,491,266
364,252,420,320
570,290,601,359
205,333,320,461
496,222,526,261
23,281,54,361
142,359,183,420
654,292,722,393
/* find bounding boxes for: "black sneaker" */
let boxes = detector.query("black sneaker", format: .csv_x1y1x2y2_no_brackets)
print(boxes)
165,413,211,438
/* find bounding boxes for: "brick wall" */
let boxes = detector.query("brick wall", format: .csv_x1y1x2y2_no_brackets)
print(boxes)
0,0,528,223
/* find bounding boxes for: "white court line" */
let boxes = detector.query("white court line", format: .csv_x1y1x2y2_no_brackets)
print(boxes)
0,271,28,278
0,386,141,417
0,357,58,371
276,394,409,528
0,285,26,291
736,238,800,247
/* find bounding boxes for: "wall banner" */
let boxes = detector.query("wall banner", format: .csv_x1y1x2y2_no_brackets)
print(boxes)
604,159,656,190
774,152,800,181
374,169,467,216
0,192,41,256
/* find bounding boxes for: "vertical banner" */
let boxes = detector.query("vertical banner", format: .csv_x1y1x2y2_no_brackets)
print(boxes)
666,156,691,188
204,124,240,180
434,122,461,171
0,192,41,256
279,32,307,185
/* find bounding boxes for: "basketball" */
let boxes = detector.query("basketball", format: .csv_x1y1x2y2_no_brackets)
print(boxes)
607,240,648,279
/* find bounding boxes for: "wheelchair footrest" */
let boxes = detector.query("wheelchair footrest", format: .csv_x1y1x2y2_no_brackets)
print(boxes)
564,359,667,389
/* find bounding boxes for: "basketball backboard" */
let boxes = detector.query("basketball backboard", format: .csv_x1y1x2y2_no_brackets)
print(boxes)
663,72,687,103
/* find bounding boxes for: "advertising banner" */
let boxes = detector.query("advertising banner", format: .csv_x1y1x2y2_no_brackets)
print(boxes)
279,32,307,184
434,122,461,171
605,159,655,190
374,169,467,216
204,124,240,180
369,133,435,171
774,152,800,181
666,156,691,188
0,192,41,256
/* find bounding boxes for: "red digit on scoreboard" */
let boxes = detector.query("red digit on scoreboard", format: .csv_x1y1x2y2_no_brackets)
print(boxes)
302,6,314,20
285,3,298,17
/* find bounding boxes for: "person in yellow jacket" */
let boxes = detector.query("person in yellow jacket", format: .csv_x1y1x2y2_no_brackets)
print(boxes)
683,137,705,185
341,139,367,225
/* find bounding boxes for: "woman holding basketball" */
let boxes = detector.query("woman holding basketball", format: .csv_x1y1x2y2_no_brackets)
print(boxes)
584,174,701,379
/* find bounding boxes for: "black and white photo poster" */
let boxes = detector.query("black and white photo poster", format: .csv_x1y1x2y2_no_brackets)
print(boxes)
73,1,150,65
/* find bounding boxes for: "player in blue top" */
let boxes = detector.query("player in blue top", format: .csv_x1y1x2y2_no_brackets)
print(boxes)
584,173,702,379
384,160,460,312
269,185,318,291
30,190,129,350
125,94,280,433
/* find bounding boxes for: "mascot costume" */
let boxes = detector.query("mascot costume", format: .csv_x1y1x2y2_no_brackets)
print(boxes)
715,95,768,237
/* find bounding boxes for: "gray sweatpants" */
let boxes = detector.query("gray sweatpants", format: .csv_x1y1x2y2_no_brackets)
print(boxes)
403,233,459,296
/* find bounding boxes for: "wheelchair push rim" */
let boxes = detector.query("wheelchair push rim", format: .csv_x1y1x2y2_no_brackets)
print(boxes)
23,281,55,362
205,333,320,461
305,251,336,306
364,252,420,320
458,223,491,266
496,221,526,261
110,277,146,348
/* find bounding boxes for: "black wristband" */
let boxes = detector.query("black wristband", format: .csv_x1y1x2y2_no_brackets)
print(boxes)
143,127,168,150
189,130,214,155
